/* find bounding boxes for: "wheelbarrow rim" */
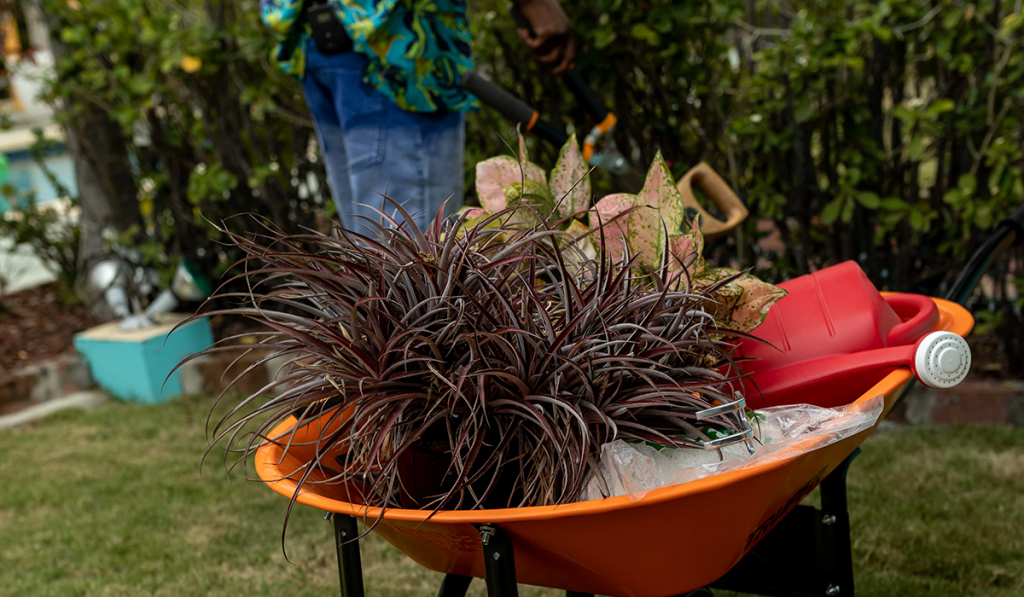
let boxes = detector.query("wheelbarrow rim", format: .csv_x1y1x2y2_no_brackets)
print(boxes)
255,295,972,525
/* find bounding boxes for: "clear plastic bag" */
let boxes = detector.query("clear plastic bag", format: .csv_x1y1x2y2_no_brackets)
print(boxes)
582,395,883,502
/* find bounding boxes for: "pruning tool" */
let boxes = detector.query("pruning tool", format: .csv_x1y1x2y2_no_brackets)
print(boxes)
460,6,749,240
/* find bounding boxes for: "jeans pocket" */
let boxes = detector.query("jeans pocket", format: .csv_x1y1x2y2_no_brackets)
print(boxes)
341,80,388,172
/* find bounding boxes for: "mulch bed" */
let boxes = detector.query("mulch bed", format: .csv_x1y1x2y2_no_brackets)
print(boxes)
0,283,102,374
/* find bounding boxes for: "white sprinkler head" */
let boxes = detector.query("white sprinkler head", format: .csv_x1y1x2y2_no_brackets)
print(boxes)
913,331,971,389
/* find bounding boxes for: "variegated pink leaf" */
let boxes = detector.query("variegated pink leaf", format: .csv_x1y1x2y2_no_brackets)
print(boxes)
624,204,665,270
523,161,547,188
475,155,524,213
666,218,706,285
636,151,685,235
549,134,591,218
475,135,548,213
517,132,548,187
620,152,687,270
591,193,636,265
699,268,788,333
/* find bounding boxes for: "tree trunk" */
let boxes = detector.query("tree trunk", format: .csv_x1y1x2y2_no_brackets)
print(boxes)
41,6,141,271
63,112,141,268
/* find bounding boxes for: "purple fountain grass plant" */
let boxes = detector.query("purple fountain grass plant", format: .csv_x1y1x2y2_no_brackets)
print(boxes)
187,199,757,522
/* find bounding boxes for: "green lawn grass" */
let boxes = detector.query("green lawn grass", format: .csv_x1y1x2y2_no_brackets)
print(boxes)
1,394,1022,597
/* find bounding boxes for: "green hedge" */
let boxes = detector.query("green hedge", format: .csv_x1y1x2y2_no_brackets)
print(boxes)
31,0,1024,372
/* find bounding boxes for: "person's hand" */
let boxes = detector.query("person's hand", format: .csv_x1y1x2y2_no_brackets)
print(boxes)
514,0,576,76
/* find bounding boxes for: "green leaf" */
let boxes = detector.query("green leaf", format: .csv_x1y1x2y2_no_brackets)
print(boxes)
821,197,843,225
909,210,924,231
974,205,993,229
593,28,616,49
892,106,917,122
505,180,555,217
845,56,865,71
925,99,955,117
880,198,907,211
856,191,881,209
793,97,814,124
942,7,964,30
630,23,660,44
906,136,925,161
841,196,856,222
936,36,952,57
958,173,977,196
999,13,1022,40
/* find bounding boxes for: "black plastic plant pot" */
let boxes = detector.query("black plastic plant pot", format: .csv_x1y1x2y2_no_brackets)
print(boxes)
396,431,522,510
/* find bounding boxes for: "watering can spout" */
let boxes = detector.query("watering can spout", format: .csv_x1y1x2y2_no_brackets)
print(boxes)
913,331,972,389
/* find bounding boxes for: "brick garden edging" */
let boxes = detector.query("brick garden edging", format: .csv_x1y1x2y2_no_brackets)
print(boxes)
890,375,1024,427
0,353,95,414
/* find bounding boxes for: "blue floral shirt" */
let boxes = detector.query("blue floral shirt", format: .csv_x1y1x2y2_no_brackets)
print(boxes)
260,0,476,113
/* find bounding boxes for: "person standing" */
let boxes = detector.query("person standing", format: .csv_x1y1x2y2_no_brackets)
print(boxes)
260,0,575,232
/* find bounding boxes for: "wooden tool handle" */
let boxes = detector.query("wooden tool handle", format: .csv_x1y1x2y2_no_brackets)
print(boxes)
676,163,748,240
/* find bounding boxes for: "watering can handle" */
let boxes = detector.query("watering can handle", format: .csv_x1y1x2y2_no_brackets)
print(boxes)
676,163,748,241
884,294,939,347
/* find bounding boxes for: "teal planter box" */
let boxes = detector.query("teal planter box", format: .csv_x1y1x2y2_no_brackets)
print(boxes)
73,314,213,403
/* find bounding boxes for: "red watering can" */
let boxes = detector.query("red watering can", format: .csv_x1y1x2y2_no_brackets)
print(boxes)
739,261,971,408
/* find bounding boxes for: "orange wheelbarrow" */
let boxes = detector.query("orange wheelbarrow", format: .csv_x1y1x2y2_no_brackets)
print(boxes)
254,204,1024,597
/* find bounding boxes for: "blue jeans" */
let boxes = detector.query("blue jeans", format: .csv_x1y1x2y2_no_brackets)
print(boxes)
302,41,465,233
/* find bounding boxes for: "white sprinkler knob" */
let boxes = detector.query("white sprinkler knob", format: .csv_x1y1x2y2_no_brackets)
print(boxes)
914,331,971,389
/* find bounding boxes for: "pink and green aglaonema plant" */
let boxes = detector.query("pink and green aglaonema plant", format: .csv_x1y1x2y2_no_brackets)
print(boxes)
465,135,786,333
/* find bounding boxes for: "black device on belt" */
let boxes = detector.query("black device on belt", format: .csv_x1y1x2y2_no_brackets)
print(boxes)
306,0,353,55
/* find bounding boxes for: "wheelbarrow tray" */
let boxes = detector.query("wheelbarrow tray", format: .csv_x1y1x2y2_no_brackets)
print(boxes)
255,296,973,597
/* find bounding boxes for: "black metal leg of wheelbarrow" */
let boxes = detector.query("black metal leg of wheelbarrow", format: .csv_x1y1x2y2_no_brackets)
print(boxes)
436,529,589,597
479,524,519,597
709,448,860,597
818,451,856,597
437,574,474,597
332,514,365,597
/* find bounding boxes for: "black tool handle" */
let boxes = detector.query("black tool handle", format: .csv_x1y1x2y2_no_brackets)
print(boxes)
462,71,534,124
461,70,568,146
